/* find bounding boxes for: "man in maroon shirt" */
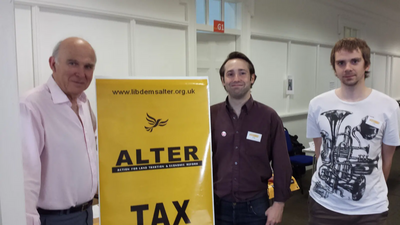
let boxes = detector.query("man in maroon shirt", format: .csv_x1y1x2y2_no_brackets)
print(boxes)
211,51,292,225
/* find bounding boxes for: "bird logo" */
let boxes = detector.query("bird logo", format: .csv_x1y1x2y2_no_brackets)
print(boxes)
145,113,168,132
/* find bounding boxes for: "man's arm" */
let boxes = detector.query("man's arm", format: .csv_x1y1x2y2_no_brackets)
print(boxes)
265,201,285,225
267,113,292,224
20,102,44,225
382,144,396,181
313,137,322,160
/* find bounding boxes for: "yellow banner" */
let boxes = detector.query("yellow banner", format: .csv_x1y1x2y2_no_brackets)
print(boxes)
96,78,213,225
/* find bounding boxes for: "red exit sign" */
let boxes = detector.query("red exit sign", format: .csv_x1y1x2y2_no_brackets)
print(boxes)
214,20,224,33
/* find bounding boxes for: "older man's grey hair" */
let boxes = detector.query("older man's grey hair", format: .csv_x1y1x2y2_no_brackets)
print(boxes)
52,40,62,63
51,38,97,63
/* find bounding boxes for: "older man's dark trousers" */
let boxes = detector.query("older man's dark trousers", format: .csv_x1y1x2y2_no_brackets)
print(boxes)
39,206,93,225
214,194,269,225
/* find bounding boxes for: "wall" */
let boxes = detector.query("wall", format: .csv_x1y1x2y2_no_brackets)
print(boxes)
252,0,400,54
10,0,400,161
14,0,195,117
12,1,400,144
2,1,400,221
251,0,400,145
0,0,26,224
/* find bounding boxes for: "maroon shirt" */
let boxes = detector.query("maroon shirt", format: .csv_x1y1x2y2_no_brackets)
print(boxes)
211,96,292,202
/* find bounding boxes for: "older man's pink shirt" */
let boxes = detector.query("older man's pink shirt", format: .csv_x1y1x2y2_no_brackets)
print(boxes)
20,77,98,225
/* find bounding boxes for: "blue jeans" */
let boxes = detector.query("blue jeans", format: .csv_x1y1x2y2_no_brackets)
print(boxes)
214,194,269,225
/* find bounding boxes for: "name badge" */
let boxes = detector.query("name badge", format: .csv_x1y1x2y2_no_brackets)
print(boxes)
366,116,381,129
247,131,262,142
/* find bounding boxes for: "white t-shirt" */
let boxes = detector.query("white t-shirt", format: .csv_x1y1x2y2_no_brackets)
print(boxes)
307,89,400,215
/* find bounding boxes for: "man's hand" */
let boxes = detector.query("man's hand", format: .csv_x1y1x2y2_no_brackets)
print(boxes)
265,201,285,225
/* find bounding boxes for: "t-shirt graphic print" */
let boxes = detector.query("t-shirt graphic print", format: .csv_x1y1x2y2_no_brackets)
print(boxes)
314,110,379,201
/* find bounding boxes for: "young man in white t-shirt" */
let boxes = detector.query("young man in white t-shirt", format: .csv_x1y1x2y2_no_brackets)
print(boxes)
307,38,400,225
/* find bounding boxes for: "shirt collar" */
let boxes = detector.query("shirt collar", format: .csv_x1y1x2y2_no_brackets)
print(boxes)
47,76,87,104
224,95,254,113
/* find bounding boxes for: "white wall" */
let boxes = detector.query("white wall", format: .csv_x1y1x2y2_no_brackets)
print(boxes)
11,0,400,154
5,1,193,222
197,32,236,105
250,38,288,113
32,0,187,22
0,0,26,224
3,1,400,219
252,0,400,55
250,0,400,145
14,0,192,116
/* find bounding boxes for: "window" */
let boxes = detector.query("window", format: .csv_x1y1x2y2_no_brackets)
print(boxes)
344,26,358,38
338,15,364,38
209,0,222,25
196,0,238,29
224,1,237,29
196,0,206,24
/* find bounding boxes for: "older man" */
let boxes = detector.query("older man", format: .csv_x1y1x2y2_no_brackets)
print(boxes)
20,37,98,225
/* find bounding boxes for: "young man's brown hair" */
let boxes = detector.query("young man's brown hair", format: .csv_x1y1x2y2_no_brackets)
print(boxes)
330,37,371,78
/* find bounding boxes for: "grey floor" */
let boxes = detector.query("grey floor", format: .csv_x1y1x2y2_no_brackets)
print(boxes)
280,148,400,225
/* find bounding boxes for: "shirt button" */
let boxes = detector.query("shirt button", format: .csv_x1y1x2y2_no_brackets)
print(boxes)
233,117,236,120
236,131,239,134
235,162,237,165
235,146,238,149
